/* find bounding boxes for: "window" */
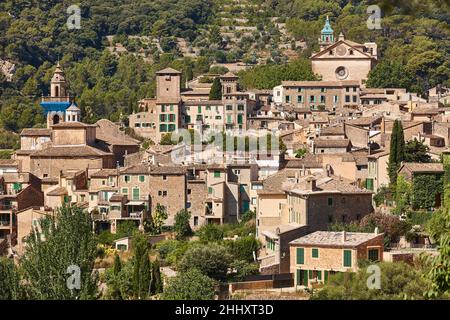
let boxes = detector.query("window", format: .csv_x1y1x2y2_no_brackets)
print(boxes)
285,95,290,103
102,180,106,185
169,114,176,122
226,115,232,124
368,248,379,262
124,175,130,183
168,124,176,132
353,95,357,103
214,170,221,178
343,250,352,267
132,187,140,200
237,105,244,111
159,124,167,132
345,95,350,103
198,106,202,113
333,95,339,103
312,248,319,258
170,105,174,112
162,191,167,197
297,95,303,103
226,105,233,111
321,88,326,93
162,175,167,180
296,247,304,264
309,95,315,103
327,197,333,206
122,188,128,194
194,216,199,226
187,189,191,195
234,169,240,175
237,114,243,124
139,175,145,182
215,116,221,120
161,105,166,112
320,95,326,103
208,187,213,194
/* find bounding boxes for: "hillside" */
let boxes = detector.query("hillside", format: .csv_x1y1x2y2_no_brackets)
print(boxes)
0,0,449,142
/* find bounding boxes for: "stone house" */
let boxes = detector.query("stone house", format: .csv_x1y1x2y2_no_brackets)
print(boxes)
290,230,384,287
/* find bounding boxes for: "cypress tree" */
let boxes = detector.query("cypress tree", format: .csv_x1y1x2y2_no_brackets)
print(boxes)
150,258,163,295
388,120,405,186
139,251,152,299
209,77,222,100
113,254,122,276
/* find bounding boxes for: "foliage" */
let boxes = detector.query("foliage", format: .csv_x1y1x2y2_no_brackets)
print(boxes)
393,175,412,215
148,204,168,234
162,269,215,300
373,186,393,207
96,231,116,246
0,130,20,149
21,205,98,299
131,232,150,299
387,120,405,186
404,139,431,163
425,209,450,298
155,240,191,266
197,223,224,243
312,262,431,300
240,210,256,223
177,243,232,280
225,236,259,262
360,212,410,245
150,258,163,295
366,60,413,90
116,220,139,239
209,77,222,100
105,254,123,300
173,209,192,240
426,209,450,243
0,257,22,300
294,148,308,158
238,58,317,90
229,260,259,282
411,173,443,210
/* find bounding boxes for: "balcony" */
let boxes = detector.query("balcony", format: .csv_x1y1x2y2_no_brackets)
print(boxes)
0,220,11,228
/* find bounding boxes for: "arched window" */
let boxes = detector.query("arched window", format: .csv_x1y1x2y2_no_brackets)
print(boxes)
55,85,59,97
53,114,60,125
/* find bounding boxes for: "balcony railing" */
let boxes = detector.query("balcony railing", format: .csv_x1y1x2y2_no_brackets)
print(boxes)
0,205,16,211
0,220,11,226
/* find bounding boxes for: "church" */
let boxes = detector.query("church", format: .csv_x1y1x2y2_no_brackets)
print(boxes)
311,17,378,85
40,62,81,128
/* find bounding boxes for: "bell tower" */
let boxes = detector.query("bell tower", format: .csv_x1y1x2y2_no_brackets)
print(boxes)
50,62,67,98
319,16,335,50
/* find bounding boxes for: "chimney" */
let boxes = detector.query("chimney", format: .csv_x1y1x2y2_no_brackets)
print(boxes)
342,230,347,242
306,175,316,191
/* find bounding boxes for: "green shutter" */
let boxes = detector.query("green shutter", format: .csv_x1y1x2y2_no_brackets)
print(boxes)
324,270,329,282
343,250,352,267
296,269,301,285
302,270,308,285
214,171,221,178
317,270,322,281
308,270,313,279
139,175,145,182
132,188,140,200
296,248,304,264
237,114,243,124
312,248,319,258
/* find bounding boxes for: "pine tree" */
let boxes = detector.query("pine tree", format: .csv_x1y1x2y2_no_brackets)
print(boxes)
113,254,122,276
388,120,405,186
209,77,222,100
132,232,148,299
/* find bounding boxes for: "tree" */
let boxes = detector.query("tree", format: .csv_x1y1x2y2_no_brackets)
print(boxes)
294,148,307,158
21,205,98,299
0,257,21,300
148,204,168,234
366,60,413,91
162,269,216,300
425,210,450,298
312,262,431,300
388,120,405,186
198,224,224,242
150,258,163,295
105,254,123,300
209,77,222,100
132,232,149,299
177,243,232,280
404,139,431,163
173,209,192,240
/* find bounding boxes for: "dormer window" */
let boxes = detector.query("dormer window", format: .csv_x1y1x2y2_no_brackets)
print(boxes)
349,50,354,55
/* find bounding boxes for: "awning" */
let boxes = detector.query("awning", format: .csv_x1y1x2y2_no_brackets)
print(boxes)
126,201,145,206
